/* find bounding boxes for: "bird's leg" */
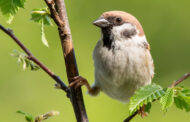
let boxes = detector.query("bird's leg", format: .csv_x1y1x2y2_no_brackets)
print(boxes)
69,76,100,96
138,104,148,118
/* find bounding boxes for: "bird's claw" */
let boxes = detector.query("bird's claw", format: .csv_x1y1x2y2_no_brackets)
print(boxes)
69,76,88,89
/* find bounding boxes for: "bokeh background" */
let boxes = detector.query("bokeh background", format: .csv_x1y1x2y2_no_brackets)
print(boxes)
0,0,190,122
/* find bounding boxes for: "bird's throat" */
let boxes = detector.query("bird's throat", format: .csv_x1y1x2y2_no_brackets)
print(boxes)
102,27,114,50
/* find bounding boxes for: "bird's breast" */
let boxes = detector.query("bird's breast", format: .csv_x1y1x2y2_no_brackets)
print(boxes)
93,40,153,102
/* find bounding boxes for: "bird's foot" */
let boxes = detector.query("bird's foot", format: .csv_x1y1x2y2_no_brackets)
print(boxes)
69,76,91,90
69,76,100,96
138,105,148,118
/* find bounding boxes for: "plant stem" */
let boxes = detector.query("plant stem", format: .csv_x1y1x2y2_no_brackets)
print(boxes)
170,73,190,88
0,24,69,93
44,0,88,121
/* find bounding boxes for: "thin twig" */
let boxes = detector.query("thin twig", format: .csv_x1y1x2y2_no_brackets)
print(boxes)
123,72,190,122
170,73,190,88
0,24,69,93
123,111,138,122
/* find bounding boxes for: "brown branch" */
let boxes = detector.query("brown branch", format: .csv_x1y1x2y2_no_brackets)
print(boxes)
44,0,64,27
170,73,190,88
44,0,88,122
123,111,138,122
0,24,69,93
123,72,190,122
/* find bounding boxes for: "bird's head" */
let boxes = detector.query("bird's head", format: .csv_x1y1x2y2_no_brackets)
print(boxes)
93,11,145,43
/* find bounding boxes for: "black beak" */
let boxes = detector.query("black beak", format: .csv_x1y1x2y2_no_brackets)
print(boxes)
93,17,110,28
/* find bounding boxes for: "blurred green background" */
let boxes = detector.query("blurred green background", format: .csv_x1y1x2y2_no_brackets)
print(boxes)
0,0,190,122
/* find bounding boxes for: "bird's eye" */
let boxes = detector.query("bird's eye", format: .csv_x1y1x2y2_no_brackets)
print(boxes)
116,17,122,23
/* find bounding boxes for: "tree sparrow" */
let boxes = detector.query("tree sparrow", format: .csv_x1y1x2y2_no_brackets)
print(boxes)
70,11,154,106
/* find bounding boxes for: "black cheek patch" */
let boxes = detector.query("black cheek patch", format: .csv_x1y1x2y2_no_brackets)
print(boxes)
122,29,137,39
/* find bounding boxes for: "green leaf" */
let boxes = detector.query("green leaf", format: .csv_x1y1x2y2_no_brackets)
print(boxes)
0,0,26,23
144,102,152,114
180,87,190,96
17,110,34,122
160,88,174,111
41,20,49,47
17,110,26,115
174,87,190,112
13,0,25,8
174,97,190,112
11,50,40,71
31,8,52,25
31,8,52,47
25,115,34,122
129,83,165,115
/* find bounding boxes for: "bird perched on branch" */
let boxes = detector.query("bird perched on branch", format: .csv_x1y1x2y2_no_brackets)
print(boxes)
69,11,154,116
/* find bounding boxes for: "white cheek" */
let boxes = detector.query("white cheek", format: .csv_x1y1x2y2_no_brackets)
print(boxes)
111,23,138,41
111,23,147,47
131,35,147,45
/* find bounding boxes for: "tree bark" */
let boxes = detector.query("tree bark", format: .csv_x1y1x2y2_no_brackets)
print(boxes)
54,0,88,122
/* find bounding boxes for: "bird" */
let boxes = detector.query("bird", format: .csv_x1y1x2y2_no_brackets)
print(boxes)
69,11,154,116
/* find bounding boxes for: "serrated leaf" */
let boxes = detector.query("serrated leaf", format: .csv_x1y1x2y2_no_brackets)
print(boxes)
41,20,49,47
174,97,190,112
13,0,25,8
129,83,165,115
0,0,26,23
174,87,190,112
160,88,174,111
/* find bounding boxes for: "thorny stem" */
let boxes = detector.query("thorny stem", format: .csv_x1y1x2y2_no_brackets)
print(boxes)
44,0,88,122
123,72,190,122
0,24,69,93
